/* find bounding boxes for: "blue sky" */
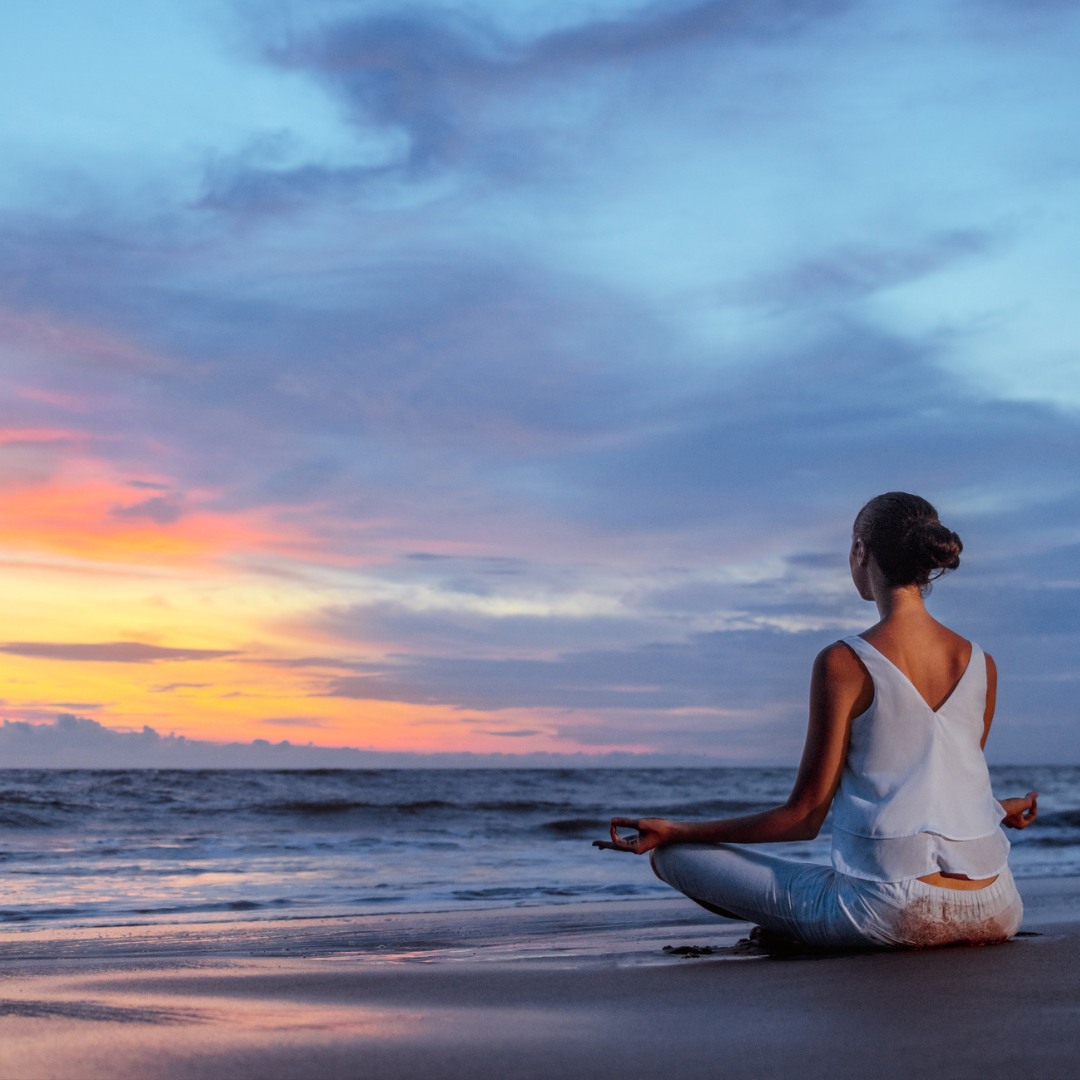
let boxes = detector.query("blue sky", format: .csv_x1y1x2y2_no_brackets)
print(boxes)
0,0,1077,764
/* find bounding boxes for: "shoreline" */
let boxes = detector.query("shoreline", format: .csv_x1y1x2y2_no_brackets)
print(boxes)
0,895,747,969
2,873,1077,962
1,877,1078,1079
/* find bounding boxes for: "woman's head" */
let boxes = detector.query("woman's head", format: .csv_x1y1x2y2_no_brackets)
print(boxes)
853,492,962,589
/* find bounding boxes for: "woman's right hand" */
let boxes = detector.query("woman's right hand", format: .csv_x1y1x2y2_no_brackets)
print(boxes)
1000,791,1038,829
592,816,679,854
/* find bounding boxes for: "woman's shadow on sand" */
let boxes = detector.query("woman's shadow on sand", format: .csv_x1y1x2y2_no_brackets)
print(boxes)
661,928,1042,962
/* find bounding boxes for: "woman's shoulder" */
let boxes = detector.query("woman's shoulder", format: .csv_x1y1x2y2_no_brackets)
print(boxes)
862,618,972,663
815,639,872,680
811,641,875,719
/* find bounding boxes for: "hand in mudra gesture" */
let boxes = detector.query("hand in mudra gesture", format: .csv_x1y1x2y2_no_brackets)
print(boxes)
592,817,679,854
1000,791,1038,829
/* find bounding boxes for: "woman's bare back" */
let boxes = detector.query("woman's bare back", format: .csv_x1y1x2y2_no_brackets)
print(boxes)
860,616,974,712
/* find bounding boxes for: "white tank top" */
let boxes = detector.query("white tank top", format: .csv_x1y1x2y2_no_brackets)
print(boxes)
830,634,1009,882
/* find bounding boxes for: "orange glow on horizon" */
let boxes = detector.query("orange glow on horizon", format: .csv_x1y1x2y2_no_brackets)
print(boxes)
0,460,299,566
0,640,590,754
0,417,603,758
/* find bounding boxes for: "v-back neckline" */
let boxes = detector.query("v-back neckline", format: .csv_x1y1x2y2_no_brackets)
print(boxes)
855,636,975,714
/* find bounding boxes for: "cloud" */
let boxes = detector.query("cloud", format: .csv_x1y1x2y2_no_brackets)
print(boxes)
110,493,185,525
261,715,330,729
2,0,1080,765
296,537,855,665
726,230,996,309
0,642,239,663
957,0,1080,35
213,0,854,207
551,710,792,760
198,156,383,216
309,601,668,658
319,628,825,713
471,727,542,738
554,321,1080,536
258,656,374,673
5,124,1046,573
0,303,173,376
0,713,692,768
0,207,674,496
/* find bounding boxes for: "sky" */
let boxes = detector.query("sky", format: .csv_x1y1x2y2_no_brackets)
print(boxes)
0,0,1078,766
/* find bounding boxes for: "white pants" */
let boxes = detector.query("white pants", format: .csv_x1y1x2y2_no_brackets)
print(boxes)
650,844,1024,949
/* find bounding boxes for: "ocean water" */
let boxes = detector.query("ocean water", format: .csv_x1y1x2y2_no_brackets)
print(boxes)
0,766,1072,931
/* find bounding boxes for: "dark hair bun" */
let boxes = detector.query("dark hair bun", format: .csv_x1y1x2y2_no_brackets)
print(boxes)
855,492,962,588
904,520,962,579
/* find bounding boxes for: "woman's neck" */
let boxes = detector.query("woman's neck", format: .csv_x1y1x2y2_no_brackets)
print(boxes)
872,584,927,623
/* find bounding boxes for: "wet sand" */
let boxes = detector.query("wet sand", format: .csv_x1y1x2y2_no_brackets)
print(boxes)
0,877,1077,1079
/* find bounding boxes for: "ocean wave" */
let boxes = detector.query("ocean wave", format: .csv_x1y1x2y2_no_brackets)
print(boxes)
0,811,59,829
449,885,581,901
1014,835,1080,848
1037,809,1080,829
258,799,379,815
541,818,607,837
0,906,91,923
0,766,1076,932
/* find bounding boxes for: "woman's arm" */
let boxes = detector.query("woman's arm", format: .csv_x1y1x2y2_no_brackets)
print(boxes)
980,653,997,750
596,642,871,854
981,654,1040,830
1000,792,1038,829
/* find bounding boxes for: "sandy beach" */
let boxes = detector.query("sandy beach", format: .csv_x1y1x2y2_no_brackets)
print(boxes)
1,877,1077,1080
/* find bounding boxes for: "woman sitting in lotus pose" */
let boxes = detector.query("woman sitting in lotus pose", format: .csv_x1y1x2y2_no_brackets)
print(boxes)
596,492,1038,949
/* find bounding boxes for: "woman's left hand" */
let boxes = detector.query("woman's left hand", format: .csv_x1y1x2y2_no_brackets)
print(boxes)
1000,791,1038,829
592,817,678,854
